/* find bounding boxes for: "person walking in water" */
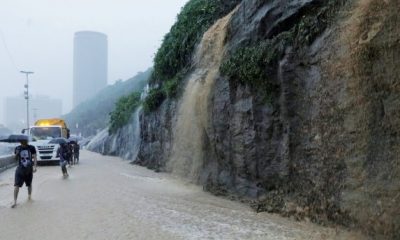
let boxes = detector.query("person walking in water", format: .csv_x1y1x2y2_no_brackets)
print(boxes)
68,141,74,166
12,137,37,208
57,142,69,178
73,142,80,164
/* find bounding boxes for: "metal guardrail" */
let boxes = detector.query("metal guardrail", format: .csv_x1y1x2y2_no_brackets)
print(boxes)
0,155,16,173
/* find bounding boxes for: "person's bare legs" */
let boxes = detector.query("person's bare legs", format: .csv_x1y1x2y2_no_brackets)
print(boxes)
11,187,20,208
28,186,32,200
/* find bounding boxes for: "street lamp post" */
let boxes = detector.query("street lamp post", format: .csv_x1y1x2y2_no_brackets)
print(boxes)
20,71,34,131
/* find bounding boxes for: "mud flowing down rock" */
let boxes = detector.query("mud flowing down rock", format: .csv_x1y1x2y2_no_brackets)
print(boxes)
332,0,400,236
167,8,238,181
136,1,400,238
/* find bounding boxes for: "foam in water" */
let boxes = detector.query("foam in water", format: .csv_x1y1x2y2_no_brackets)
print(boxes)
167,8,238,181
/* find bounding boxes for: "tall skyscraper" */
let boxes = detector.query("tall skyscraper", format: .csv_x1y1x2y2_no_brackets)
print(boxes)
73,31,108,108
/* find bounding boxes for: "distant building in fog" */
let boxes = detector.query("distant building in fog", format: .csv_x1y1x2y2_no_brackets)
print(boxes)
73,31,108,108
4,95,62,132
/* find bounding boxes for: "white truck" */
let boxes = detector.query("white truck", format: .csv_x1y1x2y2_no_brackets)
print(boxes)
23,118,70,163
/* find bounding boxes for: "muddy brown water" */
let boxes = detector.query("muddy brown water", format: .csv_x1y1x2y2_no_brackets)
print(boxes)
0,151,362,240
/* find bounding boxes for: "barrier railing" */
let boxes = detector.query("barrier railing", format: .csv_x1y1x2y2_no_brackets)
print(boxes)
0,155,16,173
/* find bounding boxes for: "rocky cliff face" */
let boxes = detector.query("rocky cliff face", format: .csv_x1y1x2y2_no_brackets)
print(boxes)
136,0,399,238
87,108,142,161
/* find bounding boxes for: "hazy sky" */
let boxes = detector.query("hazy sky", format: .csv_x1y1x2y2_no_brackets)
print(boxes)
0,0,188,124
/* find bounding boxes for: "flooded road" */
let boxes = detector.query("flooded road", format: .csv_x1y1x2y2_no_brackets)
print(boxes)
0,151,361,240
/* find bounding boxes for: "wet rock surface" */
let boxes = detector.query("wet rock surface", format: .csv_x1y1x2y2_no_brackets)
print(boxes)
87,108,142,161
136,100,178,170
135,0,399,238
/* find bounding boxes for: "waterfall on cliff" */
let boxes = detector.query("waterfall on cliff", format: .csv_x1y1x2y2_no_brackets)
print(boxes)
167,8,238,181
86,128,109,153
86,104,142,161
127,106,142,160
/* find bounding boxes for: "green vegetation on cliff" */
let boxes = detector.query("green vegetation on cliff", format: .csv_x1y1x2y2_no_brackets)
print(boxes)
221,0,345,95
143,89,166,113
109,92,141,134
144,0,241,111
64,69,150,136
220,32,292,98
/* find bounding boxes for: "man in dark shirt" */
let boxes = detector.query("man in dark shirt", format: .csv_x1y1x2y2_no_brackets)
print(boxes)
12,138,37,208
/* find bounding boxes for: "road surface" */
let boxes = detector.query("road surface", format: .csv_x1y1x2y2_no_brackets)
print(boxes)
0,151,362,240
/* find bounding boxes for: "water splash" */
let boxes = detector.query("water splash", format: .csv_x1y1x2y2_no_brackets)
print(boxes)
167,8,238,182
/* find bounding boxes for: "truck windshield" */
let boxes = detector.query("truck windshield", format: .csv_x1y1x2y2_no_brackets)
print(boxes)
31,127,61,140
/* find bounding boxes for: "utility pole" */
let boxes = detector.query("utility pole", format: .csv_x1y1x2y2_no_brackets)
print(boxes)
20,71,34,131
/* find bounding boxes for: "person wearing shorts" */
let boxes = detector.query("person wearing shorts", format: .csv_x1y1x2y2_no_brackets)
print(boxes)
73,143,80,164
57,142,69,177
12,139,37,208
